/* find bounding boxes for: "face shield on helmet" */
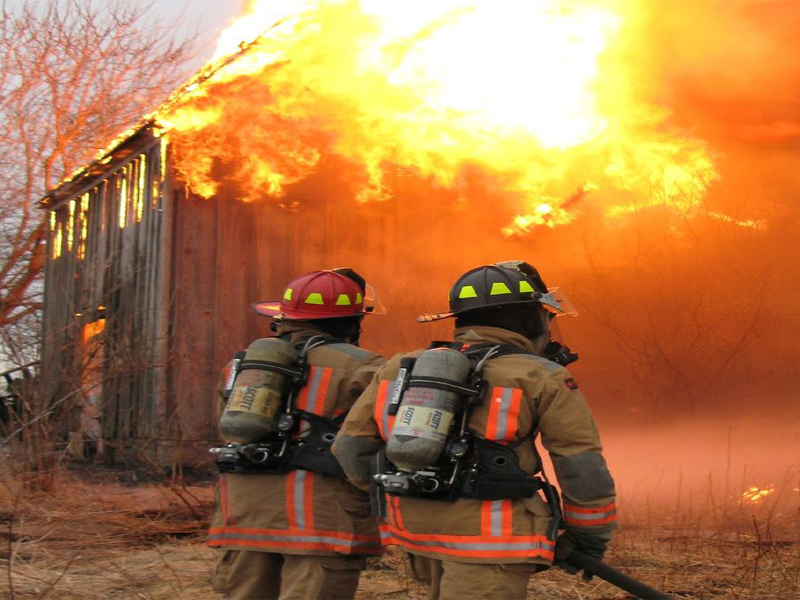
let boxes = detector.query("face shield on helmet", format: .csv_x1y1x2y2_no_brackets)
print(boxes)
331,268,387,315
539,287,578,317
363,283,387,315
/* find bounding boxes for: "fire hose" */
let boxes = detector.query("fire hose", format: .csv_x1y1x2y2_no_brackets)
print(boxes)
567,549,673,599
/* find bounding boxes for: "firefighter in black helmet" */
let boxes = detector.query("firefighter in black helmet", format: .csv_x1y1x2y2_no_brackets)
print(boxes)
335,260,615,600
420,260,578,363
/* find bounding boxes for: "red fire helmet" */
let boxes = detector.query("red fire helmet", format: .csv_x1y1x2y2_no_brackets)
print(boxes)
253,270,380,320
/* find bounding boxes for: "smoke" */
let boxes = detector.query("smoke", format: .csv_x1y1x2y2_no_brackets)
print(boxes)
643,1,800,146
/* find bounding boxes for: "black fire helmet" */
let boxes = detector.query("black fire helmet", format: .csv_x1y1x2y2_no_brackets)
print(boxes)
418,261,551,322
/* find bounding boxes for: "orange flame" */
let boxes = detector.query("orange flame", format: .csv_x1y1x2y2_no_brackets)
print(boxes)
157,0,719,228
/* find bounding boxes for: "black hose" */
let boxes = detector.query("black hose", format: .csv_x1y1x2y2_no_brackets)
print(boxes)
569,550,673,599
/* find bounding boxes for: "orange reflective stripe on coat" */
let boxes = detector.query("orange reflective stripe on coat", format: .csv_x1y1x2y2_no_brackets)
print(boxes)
374,379,395,440
485,387,523,443
296,366,333,436
387,495,404,530
209,470,383,554
286,471,315,530
481,499,513,537
563,501,617,527
382,525,555,560
208,526,383,553
296,366,333,415
218,474,238,526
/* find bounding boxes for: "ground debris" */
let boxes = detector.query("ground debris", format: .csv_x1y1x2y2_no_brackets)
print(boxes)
0,470,798,599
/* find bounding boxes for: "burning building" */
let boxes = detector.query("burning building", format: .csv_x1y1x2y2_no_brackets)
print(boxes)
38,1,797,466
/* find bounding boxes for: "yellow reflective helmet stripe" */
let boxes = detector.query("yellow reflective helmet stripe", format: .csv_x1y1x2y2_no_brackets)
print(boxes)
458,285,478,299
335,294,352,306
284,288,293,301
356,292,363,303
305,292,324,305
519,280,535,294
490,282,512,295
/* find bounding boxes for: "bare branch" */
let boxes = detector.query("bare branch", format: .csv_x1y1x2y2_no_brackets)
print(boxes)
0,0,198,359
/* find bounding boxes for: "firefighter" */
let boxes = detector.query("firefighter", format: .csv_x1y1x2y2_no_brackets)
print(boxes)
209,269,386,600
333,261,616,600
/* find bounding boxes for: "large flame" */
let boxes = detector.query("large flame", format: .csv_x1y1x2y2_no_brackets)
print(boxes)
157,0,718,229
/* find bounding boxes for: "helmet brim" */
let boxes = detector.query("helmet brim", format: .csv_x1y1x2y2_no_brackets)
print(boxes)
252,301,283,317
417,296,573,324
416,311,455,323
252,301,374,320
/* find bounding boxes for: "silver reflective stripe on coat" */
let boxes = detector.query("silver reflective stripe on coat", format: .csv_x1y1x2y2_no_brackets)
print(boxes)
208,531,376,549
494,388,515,441
490,500,504,536
294,470,309,529
305,366,325,414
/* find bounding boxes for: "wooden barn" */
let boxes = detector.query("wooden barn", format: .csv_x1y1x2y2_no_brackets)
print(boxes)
39,118,547,468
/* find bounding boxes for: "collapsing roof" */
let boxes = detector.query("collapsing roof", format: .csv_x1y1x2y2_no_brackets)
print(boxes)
39,26,272,210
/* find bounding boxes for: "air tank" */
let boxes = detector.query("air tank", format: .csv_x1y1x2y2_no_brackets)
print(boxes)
219,338,298,444
386,348,471,472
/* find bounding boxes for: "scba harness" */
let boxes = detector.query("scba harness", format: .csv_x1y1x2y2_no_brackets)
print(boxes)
212,335,346,478
374,342,562,531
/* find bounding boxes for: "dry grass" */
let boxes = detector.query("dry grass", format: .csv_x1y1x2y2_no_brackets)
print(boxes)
0,464,798,599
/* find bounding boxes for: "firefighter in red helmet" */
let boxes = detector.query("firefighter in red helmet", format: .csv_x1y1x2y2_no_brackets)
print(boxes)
209,269,386,600
333,261,616,600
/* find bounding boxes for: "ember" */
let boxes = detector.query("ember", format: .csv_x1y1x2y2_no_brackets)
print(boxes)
741,485,776,505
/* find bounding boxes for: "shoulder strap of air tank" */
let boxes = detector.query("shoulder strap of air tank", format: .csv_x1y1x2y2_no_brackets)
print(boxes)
462,342,530,360
428,341,531,360
288,334,344,352
234,338,307,379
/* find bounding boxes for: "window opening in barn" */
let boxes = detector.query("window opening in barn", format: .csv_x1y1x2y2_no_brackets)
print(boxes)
118,167,128,229
68,317,106,460
130,160,137,224
66,199,76,252
159,134,168,194
136,154,147,222
132,158,140,223
100,180,107,232
53,214,63,260
151,160,160,209
77,192,90,261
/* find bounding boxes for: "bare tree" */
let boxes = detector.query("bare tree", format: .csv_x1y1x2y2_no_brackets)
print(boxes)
574,200,776,417
0,0,197,361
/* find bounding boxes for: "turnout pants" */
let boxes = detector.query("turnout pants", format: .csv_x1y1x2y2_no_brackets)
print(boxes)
212,550,367,600
407,552,542,600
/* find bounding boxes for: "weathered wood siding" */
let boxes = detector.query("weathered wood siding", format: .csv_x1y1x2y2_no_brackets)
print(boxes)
41,133,169,462
42,133,537,467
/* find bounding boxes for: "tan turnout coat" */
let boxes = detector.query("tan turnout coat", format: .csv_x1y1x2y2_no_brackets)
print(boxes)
333,326,617,565
208,323,386,556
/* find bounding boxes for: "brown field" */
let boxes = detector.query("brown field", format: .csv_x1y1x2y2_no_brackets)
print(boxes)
0,462,798,600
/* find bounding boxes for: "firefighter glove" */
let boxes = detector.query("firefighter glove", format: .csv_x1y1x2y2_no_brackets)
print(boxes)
555,529,609,581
